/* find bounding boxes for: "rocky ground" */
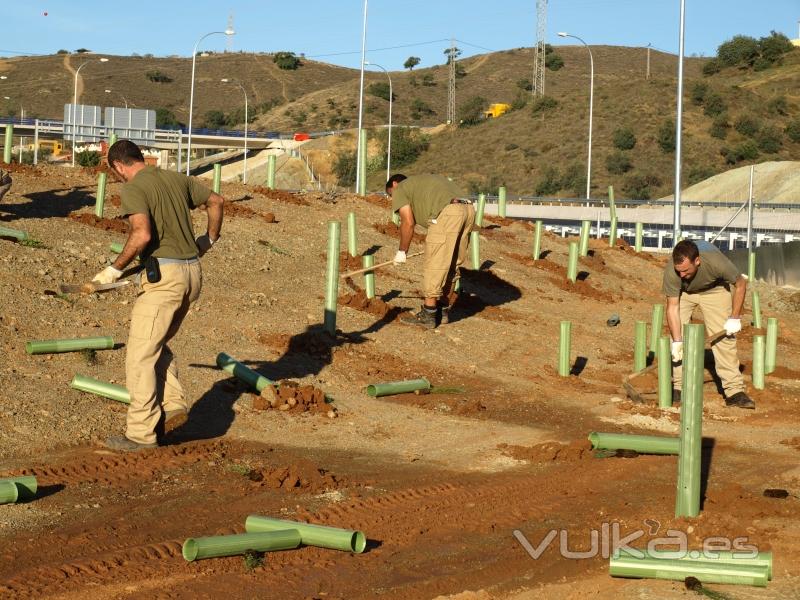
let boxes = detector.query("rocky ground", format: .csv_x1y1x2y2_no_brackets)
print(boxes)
0,162,798,599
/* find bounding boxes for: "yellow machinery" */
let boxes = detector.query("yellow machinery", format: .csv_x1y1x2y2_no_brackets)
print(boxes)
26,140,63,156
484,103,512,118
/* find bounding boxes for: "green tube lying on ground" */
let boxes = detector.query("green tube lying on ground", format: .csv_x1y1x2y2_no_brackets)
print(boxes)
609,553,768,587
616,548,773,580
70,374,130,404
110,242,124,254
0,480,18,505
0,226,28,241
1,475,38,501
588,432,679,455
366,378,431,397
245,515,367,553
182,529,301,562
26,336,114,355
216,352,273,393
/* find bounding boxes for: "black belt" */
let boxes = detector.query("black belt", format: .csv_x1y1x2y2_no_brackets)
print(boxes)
450,198,472,204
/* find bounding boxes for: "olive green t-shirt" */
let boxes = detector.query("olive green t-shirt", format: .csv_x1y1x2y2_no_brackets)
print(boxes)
120,166,212,259
662,246,740,297
391,174,465,226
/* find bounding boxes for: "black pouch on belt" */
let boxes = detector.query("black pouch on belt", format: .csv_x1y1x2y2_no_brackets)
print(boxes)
144,255,162,283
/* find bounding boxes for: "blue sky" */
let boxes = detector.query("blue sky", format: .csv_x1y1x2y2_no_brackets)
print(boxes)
1,1,798,69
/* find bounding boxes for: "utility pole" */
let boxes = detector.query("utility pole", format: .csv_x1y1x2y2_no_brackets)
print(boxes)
646,43,651,80
447,38,456,124
532,0,547,97
226,13,235,52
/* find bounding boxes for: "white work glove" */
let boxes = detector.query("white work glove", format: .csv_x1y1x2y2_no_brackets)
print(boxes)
671,341,683,363
724,317,742,336
92,265,123,285
195,234,216,257
393,250,407,265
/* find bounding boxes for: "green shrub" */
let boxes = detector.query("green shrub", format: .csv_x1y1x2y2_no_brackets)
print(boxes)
204,110,226,129
333,151,357,186
785,119,800,143
612,127,636,150
545,53,564,71
690,82,708,105
377,127,429,168
421,74,436,87
273,51,301,70
403,56,420,70
734,115,760,137
702,59,721,76
458,96,487,126
367,82,393,102
560,164,586,197
703,93,727,117
19,147,52,165
57,49,70,55
766,96,789,116
531,95,558,116
410,98,435,120
76,150,102,167
721,141,759,164
535,167,561,196
717,35,760,67
510,92,528,111
686,166,715,185
623,173,661,200
606,152,632,175
146,70,172,83
156,108,181,129
516,78,533,92
657,119,676,153
756,126,782,153
758,31,794,64
709,115,729,139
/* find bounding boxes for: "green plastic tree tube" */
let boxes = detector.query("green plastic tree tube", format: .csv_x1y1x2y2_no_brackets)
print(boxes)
498,186,507,218
578,220,590,257
634,222,643,252
475,193,486,227
26,336,114,355
391,211,400,226
650,304,665,356
675,323,705,518
3,124,12,164
658,336,672,408
615,548,773,580
0,480,18,505
634,321,647,371
245,515,367,553
588,432,679,455
607,185,617,247
566,242,578,283
610,553,768,587
110,241,124,254
366,378,431,397
1,475,37,501
751,290,762,328
752,334,765,390
266,154,276,189
362,255,375,299
212,164,222,193
532,220,543,260
0,226,28,241
347,212,358,257
358,129,367,195
182,529,301,562
748,251,756,282
216,352,273,393
324,220,341,335
470,230,480,270
558,321,571,377
765,317,778,375
94,172,107,218
109,132,117,146
608,218,618,247
70,374,130,404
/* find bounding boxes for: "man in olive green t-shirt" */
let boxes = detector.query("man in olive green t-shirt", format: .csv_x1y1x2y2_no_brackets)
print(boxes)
92,140,225,450
387,173,475,329
663,239,753,409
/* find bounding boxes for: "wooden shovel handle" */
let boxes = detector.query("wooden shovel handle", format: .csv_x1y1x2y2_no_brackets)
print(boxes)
340,251,423,278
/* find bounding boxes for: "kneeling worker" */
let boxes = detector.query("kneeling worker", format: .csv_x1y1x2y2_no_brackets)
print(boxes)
387,173,475,329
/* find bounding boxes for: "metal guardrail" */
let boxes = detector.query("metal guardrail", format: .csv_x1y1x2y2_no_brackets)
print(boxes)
479,194,800,211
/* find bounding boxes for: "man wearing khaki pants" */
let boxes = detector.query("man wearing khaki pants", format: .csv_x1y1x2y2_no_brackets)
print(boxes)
92,140,224,451
387,173,475,329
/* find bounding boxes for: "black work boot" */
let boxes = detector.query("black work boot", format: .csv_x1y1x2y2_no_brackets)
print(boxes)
725,391,756,409
401,305,437,329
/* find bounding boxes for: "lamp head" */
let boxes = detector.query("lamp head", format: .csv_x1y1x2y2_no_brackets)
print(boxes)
104,89,111,93
99,57,109,62
557,32,568,38
220,78,229,83
0,76,6,80
224,27,235,36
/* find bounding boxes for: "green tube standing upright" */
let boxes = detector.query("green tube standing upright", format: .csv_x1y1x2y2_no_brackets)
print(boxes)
578,220,590,257
752,335,765,390
607,185,617,247
748,251,756,282
182,530,302,562
212,164,221,194
267,154,276,189
558,321,571,377
608,218,618,248
588,432,679,455
566,242,578,283
110,242,124,254
1,475,38,501
245,515,367,553
216,352,273,393
109,132,117,147
751,290,762,328
0,226,28,241
650,304,665,356
324,221,341,335
358,129,367,195
765,317,778,375
634,222,643,252
470,231,480,270
498,186,507,218
70,374,130,404
0,480,18,505
658,336,672,408
675,323,705,518
3,124,12,164
634,321,647,371
609,553,769,587
362,255,375,299
365,378,431,397
347,212,358,257
94,172,107,218
391,211,400,226
26,336,114,355
475,193,486,227
532,220,543,260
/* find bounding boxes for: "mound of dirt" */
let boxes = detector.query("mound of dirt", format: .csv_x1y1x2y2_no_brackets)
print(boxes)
253,380,335,417
498,439,592,462
224,201,276,223
372,221,425,243
245,461,343,492
68,213,128,233
252,186,309,206
339,251,363,272
364,193,390,208
338,289,394,319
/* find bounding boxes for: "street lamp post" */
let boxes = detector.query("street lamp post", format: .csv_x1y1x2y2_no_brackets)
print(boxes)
72,57,109,167
355,0,368,194
364,61,392,182
558,32,593,200
186,28,235,176
673,0,687,243
104,89,128,108
221,78,248,184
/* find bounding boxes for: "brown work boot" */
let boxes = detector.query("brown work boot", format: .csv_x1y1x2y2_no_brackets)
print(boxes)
725,392,755,409
105,435,157,452
439,305,451,325
401,305,437,329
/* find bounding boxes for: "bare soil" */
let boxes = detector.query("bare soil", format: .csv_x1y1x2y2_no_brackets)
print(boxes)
0,164,799,599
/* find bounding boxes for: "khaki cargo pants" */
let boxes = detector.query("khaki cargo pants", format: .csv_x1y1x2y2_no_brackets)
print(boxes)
125,261,202,444
0,169,11,202
672,285,744,397
423,203,476,301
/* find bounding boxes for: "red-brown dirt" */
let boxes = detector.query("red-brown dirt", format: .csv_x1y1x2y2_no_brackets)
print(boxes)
372,221,425,243
68,212,129,233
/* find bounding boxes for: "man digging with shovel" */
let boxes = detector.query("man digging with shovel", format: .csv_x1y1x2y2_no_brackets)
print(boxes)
387,174,475,329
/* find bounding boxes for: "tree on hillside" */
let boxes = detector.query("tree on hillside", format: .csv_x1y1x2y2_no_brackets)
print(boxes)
273,51,301,70
367,82,394,102
404,56,421,70
717,35,760,68
545,52,564,71
657,119,676,153
204,110,226,129
612,127,636,150
458,96,487,126
156,108,181,129
443,46,462,65
713,31,794,72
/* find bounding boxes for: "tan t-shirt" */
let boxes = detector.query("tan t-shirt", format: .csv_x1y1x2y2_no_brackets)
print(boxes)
120,166,212,259
662,246,740,297
391,174,465,226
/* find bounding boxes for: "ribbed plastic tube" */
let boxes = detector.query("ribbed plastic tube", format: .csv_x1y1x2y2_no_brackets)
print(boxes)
366,378,430,397
362,255,375,299
634,321,647,371
212,164,221,194
610,553,768,587
0,226,28,241
751,290,762,328
566,242,578,283
752,335,765,390
347,212,358,257
216,352,273,393
266,154,276,189
470,231,480,270
765,317,778,375
95,172,107,218
110,242,124,254
182,530,301,562
26,336,114,355
675,324,704,518
0,481,18,504
532,220,542,260
70,374,131,404
634,222,643,252
650,304,664,356
475,193,486,227
579,220,590,257
1,475,38,501
245,515,367,553
498,186,507,218
588,432,679,455
324,221,341,335
558,321,571,377
615,548,772,580
658,336,672,408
